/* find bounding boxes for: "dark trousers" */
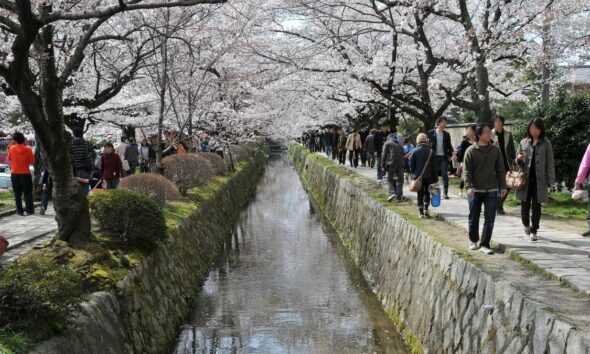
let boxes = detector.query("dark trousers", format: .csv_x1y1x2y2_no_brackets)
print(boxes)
468,191,498,248
497,188,510,211
367,152,375,168
338,149,346,165
331,145,338,160
348,149,360,168
127,161,138,175
417,181,433,210
360,150,367,166
386,166,404,199
521,181,541,232
436,156,449,195
105,179,119,190
11,174,34,215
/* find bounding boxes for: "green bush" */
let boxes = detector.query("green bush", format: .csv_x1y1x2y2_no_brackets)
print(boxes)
0,258,84,337
118,173,181,206
513,93,590,188
89,189,166,248
162,154,214,195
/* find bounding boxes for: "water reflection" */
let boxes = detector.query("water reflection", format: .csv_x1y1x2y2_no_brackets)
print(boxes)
172,154,409,354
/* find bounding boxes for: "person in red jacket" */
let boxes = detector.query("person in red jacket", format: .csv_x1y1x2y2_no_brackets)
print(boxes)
7,132,35,215
100,142,125,189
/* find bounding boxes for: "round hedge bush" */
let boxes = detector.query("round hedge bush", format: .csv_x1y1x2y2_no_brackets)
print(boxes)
118,173,181,206
162,154,214,195
89,189,166,248
228,145,250,162
0,258,84,334
199,152,226,175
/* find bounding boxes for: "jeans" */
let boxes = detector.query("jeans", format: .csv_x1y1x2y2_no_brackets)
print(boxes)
11,174,34,215
325,145,332,158
468,191,498,248
105,179,119,190
386,166,404,199
417,181,433,210
436,155,449,195
338,149,346,164
376,156,383,180
367,152,375,168
521,181,541,233
74,168,91,197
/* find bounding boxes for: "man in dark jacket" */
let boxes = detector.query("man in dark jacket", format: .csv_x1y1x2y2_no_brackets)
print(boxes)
491,115,516,214
374,119,390,181
381,133,405,202
428,116,454,199
463,123,507,255
359,127,370,167
323,129,334,158
70,127,96,196
124,137,140,175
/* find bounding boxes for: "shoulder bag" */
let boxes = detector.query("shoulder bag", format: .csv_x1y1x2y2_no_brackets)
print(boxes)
506,161,527,190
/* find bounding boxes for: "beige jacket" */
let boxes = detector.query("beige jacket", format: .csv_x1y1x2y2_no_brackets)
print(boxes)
345,133,362,151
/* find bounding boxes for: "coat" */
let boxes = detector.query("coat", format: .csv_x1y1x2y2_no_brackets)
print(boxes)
381,140,404,170
515,138,555,204
345,133,362,151
428,129,454,158
491,128,516,169
410,144,438,182
364,134,376,154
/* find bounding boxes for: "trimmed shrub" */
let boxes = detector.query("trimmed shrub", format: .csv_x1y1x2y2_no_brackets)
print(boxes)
89,189,166,248
118,173,181,206
162,154,214,195
0,258,84,335
199,152,226,175
229,145,250,162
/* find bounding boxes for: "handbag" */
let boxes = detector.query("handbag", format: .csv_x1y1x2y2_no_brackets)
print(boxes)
506,162,527,190
409,149,433,192
0,235,9,256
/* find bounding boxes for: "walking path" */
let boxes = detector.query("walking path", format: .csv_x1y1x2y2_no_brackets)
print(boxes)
0,207,57,264
318,153,590,295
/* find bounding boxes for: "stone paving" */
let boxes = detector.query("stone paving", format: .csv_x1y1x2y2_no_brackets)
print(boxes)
318,153,590,295
0,206,57,264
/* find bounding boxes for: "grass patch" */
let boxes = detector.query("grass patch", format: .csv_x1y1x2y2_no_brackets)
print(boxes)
0,191,15,212
0,330,34,354
504,190,587,219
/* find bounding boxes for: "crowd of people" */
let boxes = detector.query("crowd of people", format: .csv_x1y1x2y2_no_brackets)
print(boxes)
4,128,220,216
303,116,590,256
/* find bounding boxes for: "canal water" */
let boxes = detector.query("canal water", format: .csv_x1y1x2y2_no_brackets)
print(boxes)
172,154,409,354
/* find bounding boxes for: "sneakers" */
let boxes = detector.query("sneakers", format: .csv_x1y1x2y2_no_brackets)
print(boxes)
443,194,450,200
424,210,432,218
583,230,590,237
387,194,396,202
529,233,538,242
524,226,531,236
40,207,46,216
480,247,494,255
497,208,506,215
469,242,479,250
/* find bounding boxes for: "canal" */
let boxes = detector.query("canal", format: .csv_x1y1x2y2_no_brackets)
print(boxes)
172,154,409,353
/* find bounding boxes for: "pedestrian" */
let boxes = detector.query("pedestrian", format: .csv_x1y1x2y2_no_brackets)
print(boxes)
491,115,516,214
39,169,53,215
337,130,347,165
100,142,125,190
7,132,35,216
410,133,437,218
574,143,590,237
382,133,405,202
463,123,507,255
428,117,454,199
374,119,390,181
70,127,96,196
516,118,556,241
124,137,139,175
403,138,415,182
346,129,362,168
138,138,155,173
457,124,477,197
330,128,338,161
365,129,377,168
360,126,370,167
324,128,334,158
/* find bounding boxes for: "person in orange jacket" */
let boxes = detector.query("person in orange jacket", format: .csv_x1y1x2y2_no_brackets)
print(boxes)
7,132,35,215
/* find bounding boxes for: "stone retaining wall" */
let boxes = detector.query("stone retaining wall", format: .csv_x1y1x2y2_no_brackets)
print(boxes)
289,143,590,354
32,152,267,354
